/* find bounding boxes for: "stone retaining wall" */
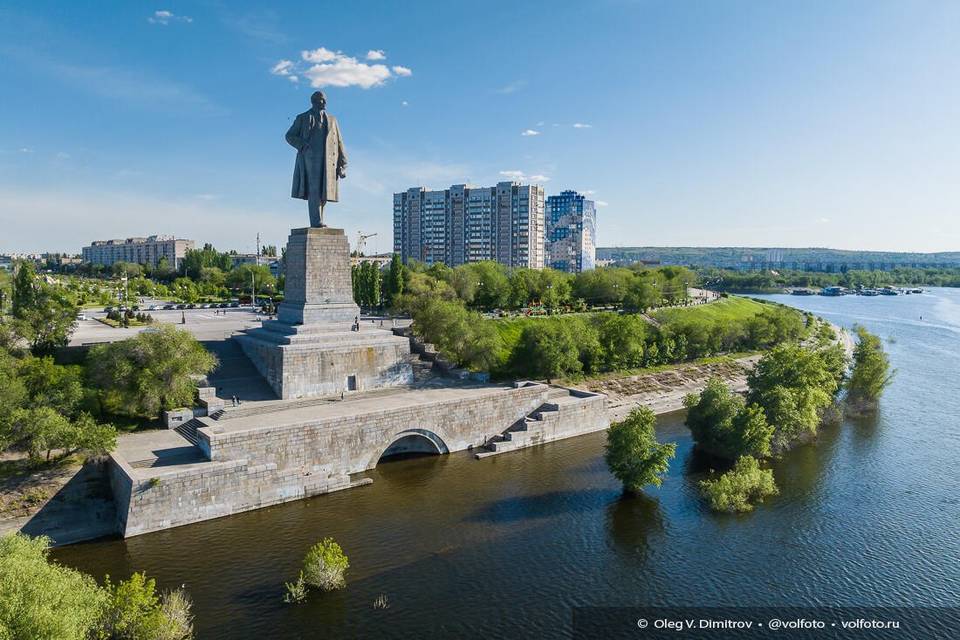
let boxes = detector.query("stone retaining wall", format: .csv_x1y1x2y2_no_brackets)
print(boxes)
112,382,609,537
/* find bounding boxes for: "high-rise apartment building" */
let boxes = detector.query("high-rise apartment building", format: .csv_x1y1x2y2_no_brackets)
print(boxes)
393,182,545,269
81,235,195,270
545,191,597,273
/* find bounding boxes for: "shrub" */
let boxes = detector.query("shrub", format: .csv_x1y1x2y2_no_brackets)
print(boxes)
97,571,193,640
845,326,894,412
684,378,773,460
283,572,308,604
87,325,218,418
0,533,106,640
512,321,582,381
302,538,349,592
605,406,676,493
699,455,778,513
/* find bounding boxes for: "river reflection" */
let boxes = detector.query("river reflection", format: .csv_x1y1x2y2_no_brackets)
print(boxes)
53,289,960,639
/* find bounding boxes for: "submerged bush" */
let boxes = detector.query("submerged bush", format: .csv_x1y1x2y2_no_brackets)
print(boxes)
605,407,676,493
283,572,308,604
845,326,894,413
98,571,193,640
699,455,778,513
302,538,349,592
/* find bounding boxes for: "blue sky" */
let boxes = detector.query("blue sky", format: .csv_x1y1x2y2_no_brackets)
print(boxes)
1,0,958,255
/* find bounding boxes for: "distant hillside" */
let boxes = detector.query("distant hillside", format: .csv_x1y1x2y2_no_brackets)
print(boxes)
596,247,960,270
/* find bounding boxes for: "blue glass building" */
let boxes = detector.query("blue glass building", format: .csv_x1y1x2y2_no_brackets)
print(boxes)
545,191,596,273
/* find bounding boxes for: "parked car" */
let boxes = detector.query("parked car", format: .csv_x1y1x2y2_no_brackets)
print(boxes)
76,312,87,321
163,304,175,310
219,302,229,308
229,302,239,308
176,304,186,309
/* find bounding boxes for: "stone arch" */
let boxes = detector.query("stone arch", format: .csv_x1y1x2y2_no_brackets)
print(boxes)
372,429,450,465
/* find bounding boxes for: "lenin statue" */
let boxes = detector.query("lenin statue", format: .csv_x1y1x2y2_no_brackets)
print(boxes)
286,91,348,227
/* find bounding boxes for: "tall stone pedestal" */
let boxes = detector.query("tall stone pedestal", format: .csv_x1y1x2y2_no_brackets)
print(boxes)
237,227,413,400
278,227,359,326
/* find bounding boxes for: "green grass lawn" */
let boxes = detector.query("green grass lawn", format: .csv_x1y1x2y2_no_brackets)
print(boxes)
651,295,769,324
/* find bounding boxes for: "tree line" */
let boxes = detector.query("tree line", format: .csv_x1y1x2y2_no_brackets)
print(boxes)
1,263,218,468
604,325,892,513
409,294,808,381
700,266,960,292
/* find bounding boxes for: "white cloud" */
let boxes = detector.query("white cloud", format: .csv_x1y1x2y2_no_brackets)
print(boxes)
495,80,526,94
18,148,34,153
536,121,545,127
596,200,609,207
271,60,294,75
148,10,192,25
521,129,541,137
301,47,338,63
572,123,592,129
401,100,409,107
582,190,596,195
271,47,412,89
271,60,299,83
305,59,390,89
55,151,71,160
817,217,830,223
499,170,550,183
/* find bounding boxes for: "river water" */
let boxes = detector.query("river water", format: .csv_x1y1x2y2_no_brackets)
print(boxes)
54,289,960,639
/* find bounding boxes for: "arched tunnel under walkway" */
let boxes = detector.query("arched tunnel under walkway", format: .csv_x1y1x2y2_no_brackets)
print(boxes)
376,429,450,464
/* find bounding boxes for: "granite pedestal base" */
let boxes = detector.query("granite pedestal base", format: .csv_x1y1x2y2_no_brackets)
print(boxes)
237,322,414,400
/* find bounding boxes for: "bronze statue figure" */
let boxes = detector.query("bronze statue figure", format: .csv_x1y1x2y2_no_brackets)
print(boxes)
286,91,347,227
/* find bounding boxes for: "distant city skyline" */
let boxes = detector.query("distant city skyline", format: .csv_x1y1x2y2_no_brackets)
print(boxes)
2,1,959,254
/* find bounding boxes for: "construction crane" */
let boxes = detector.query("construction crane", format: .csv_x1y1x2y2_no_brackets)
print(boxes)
356,232,378,256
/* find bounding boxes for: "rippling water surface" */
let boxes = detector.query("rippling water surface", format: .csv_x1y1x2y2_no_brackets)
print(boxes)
54,289,960,639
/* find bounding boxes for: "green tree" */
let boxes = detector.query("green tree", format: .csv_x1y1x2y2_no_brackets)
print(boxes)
0,533,107,640
605,406,676,493
571,267,633,306
10,262,78,355
226,264,275,297
97,572,193,640
746,344,840,452
16,356,85,417
684,378,773,460
302,538,349,592
513,321,582,381
87,325,218,418
593,313,646,370
699,455,778,513
622,279,659,313
384,253,405,305
5,407,115,462
538,269,573,310
111,262,143,279
846,326,894,411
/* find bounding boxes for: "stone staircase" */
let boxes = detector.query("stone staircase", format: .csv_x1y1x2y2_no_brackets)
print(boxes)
201,338,279,403
477,388,571,457
174,417,204,446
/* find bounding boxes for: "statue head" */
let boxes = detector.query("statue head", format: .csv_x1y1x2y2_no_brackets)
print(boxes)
310,91,327,110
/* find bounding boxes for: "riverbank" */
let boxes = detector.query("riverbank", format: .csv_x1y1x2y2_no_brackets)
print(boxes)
48,288,959,640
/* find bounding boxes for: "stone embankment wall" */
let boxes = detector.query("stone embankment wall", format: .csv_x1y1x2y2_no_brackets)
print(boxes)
111,382,608,537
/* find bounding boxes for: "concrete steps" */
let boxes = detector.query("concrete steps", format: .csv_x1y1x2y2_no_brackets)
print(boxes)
174,418,203,446
201,338,279,402
478,397,567,456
